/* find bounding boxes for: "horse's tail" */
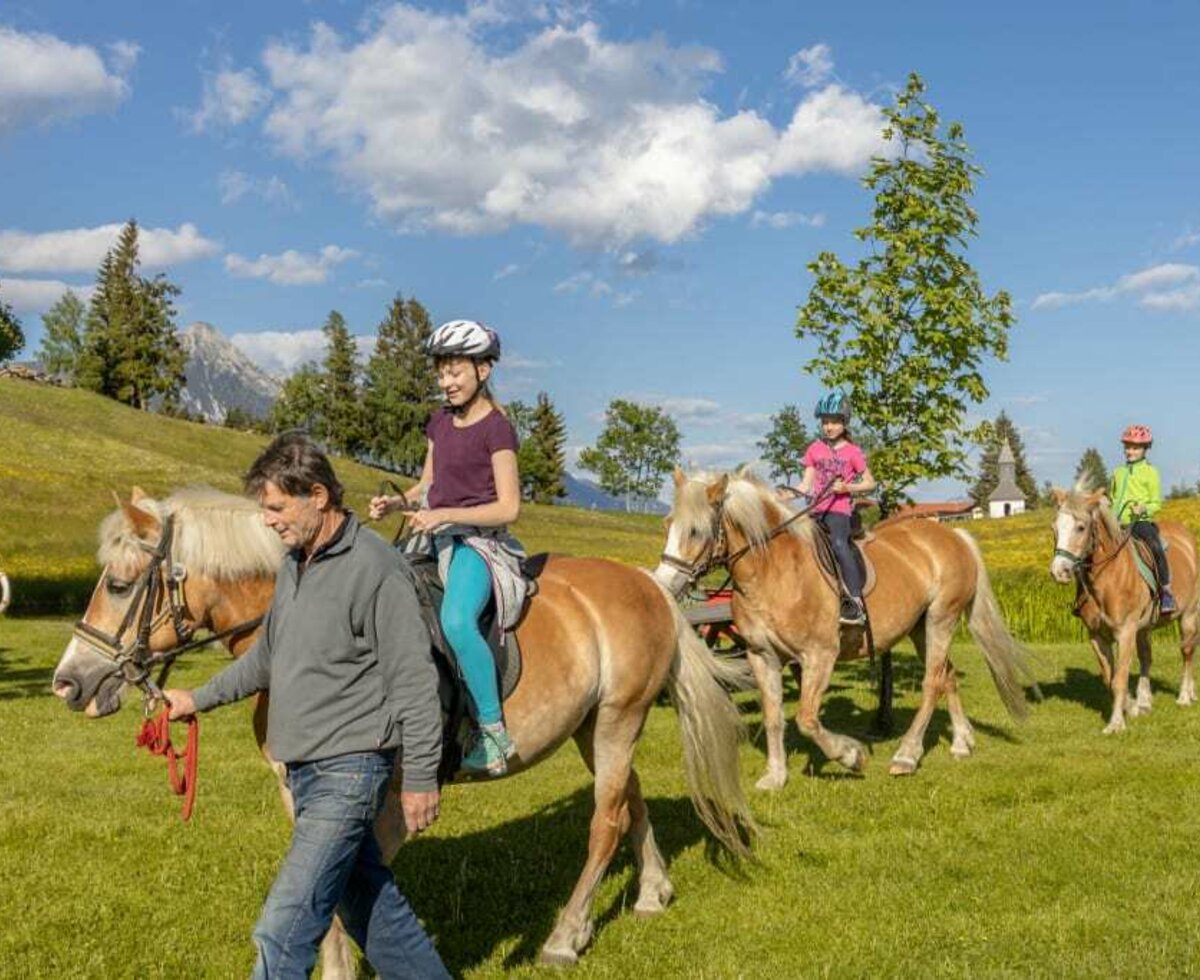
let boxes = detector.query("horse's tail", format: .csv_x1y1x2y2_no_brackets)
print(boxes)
0,571,10,615
652,580,757,858
954,529,1040,718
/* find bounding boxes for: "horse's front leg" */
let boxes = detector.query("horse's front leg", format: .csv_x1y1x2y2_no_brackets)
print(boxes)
796,646,867,773
1132,631,1153,715
1104,624,1139,734
745,647,788,790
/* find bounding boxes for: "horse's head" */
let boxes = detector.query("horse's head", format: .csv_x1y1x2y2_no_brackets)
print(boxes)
1049,487,1111,584
655,468,730,597
52,486,284,717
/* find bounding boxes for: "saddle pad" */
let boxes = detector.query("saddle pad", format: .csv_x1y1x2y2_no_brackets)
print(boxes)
1131,539,1161,598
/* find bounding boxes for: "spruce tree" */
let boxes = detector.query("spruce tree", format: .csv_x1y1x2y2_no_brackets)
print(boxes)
270,364,325,434
1074,447,1108,493
970,411,1038,507
38,291,85,377
78,220,185,408
321,310,364,456
362,295,440,474
525,392,567,503
0,289,24,363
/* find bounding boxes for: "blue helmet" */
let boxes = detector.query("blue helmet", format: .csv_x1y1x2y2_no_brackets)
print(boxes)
814,390,851,422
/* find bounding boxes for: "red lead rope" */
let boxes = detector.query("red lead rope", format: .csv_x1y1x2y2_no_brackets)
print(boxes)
136,709,199,822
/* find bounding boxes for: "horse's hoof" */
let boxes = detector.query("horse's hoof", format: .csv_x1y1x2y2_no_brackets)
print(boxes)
539,947,579,967
1101,722,1126,735
888,755,919,776
633,882,674,916
755,771,787,791
950,743,973,760
1176,695,1196,707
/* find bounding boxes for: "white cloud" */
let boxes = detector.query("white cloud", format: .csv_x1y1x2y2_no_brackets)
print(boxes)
0,26,136,133
493,263,522,280
751,209,825,229
1171,229,1200,251
224,245,358,285
681,441,762,468
189,65,271,132
355,277,389,289
553,270,610,296
219,170,296,208
505,353,560,369
783,43,833,89
252,10,885,246
0,277,94,313
230,328,375,375
0,223,220,274
1033,262,1200,311
649,396,722,423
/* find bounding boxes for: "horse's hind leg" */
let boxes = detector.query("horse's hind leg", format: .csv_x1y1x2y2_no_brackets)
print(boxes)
1104,624,1138,734
746,647,788,790
541,705,645,965
1177,606,1197,706
1089,632,1115,690
890,614,954,775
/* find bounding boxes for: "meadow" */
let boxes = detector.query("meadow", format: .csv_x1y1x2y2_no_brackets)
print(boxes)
4,377,1200,977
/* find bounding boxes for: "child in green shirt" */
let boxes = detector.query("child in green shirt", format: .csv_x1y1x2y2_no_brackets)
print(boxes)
1110,424,1175,614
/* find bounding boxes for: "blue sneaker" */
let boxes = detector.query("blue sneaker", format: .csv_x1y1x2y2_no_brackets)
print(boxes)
1161,588,1178,615
462,722,515,776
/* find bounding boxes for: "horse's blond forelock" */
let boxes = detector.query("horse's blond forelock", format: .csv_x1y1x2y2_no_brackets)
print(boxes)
97,487,284,580
1059,488,1122,540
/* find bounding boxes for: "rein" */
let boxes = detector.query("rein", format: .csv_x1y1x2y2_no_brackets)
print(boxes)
72,513,263,821
1055,511,1135,617
660,484,835,594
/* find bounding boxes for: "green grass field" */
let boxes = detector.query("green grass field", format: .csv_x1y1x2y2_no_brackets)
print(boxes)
5,378,1200,977
4,619,1200,977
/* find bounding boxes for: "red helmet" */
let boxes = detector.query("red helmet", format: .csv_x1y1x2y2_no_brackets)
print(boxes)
1121,424,1153,446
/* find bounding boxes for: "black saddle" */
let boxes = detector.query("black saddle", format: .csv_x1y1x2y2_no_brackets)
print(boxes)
399,551,549,782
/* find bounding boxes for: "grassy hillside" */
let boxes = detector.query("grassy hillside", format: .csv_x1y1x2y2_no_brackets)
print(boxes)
5,377,1200,640
0,378,663,612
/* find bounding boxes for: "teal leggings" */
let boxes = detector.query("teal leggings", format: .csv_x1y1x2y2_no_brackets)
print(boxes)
439,542,502,726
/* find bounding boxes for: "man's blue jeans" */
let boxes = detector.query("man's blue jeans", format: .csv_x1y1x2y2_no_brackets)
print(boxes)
251,750,449,979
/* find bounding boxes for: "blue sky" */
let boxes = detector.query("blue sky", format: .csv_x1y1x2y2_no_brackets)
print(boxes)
3,0,1199,498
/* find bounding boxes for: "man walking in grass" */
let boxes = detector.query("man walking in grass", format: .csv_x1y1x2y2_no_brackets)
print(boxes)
165,432,449,979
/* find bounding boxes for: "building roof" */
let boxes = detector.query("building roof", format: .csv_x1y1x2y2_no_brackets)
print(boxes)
989,439,1024,502
891,501,976,519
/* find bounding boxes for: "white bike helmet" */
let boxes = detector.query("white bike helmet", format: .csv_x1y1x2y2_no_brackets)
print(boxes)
426,319,501,361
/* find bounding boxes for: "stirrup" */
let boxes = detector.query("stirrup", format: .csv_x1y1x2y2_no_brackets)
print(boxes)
839,596,866,626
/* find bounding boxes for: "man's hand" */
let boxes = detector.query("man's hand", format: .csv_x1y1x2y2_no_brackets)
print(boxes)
368,494,401,521
400,789,441,834
163,688,196,721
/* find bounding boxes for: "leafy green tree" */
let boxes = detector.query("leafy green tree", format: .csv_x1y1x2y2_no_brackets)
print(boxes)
362,295,440,475
796,73,1014,515
757,404,810,484
1073,447,1109,493
78,220,186,408
320,310,365,456
579,399,680,512
524,392,567,503
37,291,85,377
0,289,24,363
970,411,1038,508
270,364,325,434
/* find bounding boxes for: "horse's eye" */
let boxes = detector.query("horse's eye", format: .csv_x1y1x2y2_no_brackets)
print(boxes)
106,578,132,596
1076,523,1086,533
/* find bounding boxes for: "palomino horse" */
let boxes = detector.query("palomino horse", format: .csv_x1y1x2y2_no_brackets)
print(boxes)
52,487,754,973
1049,488,1198,732
656,469,1037,787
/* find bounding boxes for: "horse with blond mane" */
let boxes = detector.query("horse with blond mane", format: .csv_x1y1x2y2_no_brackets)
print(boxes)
52,486,754,973
1049,487,1198,732
656,468,1038,786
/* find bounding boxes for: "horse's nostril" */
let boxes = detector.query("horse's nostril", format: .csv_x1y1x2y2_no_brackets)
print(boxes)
52,678,79,702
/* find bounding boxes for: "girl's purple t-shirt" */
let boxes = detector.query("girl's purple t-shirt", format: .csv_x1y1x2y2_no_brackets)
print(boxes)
801,439,866,516
426,407,519,509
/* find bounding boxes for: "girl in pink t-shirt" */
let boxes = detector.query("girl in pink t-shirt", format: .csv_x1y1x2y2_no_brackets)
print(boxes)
369,319,522,776
783,391,877,624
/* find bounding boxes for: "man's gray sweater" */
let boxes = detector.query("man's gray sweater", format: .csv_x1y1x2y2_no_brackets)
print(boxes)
193,513,442,792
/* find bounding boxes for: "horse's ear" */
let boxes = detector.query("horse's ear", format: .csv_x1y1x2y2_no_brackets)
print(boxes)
706,473,729,504
1084,490,1106,508
673,466,686,488
130,485,149,505
1051,487,1067,506
121,498,161,539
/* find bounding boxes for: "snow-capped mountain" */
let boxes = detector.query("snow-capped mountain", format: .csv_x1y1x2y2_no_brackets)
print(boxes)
178,321,281,423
